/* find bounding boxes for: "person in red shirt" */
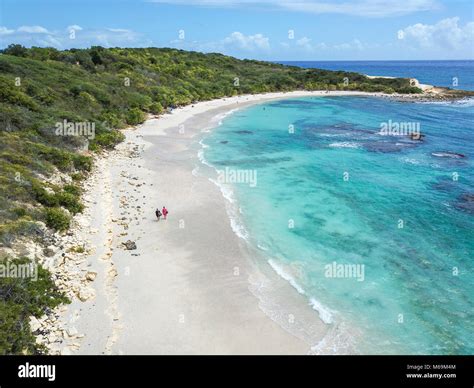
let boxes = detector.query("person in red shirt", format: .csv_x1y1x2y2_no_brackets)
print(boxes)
162,206,169,220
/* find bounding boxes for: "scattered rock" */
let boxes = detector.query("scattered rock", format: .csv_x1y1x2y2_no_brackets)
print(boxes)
66,327,78,337
122,240,137,250
29,317,42,332
77,287,95,302
108,268,118,278
43,246,56,257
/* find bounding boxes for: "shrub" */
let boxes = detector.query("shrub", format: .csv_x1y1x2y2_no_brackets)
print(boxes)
149,102,163,115
11,207,27,218
62,184,81,196
73,154,92,171
56,192,83,214
99,112,121,130
68,245,85,253
0,256,69,354
125,108,146,125
1,44,28,57
71,172,85,181
37,147,73,171
90,129,124,150
31,181,58,207
44,207,70,231
0,220,41,246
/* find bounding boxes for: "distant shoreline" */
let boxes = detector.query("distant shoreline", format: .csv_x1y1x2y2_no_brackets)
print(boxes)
277,60,474,94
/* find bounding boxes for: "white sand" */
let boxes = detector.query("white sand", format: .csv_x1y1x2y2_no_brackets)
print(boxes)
63,91,379,355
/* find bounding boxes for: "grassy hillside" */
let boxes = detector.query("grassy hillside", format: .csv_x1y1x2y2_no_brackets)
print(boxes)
0,45,423,353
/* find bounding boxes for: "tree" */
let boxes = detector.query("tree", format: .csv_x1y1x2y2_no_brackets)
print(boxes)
2,44,28,57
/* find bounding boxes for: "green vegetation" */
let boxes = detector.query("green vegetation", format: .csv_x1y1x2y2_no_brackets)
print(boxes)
68,245,85,254
0,257,69,354
0,45,425,353
43,207,71,231
0,45,423,245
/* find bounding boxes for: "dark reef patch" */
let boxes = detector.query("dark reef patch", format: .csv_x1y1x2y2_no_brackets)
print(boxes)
234,130,253,135
454,193,474,214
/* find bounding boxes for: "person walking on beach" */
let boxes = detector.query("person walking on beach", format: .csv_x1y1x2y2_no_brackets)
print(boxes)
155,208,162,221
162,206,168,220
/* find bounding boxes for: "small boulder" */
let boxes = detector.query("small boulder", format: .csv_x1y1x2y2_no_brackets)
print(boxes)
43,246,56,257
85,271,97,282
122,240,137,250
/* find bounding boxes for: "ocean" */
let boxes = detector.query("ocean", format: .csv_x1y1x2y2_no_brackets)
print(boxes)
278,60,474,90
200,94,474,354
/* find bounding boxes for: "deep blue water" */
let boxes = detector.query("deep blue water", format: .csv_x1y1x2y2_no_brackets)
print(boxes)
278,60,474,91
201,96,474,354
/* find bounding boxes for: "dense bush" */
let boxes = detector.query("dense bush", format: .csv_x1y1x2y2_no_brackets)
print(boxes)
125,108,146,125
0,257,69,354
56,192,83,214
43,207,70,231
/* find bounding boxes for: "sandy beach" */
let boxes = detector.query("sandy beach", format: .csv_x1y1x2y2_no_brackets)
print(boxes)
56,91,383,355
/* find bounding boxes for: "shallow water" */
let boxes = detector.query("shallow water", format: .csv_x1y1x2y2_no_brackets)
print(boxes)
201,96,474,354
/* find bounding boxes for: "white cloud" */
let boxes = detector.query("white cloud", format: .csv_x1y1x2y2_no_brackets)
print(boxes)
67,25,83,32
171,31,271,54
0,26,14,35
0,25,150,49
222,31,270,51
400,17,474,50
107,28,132,33
281,0,438,17
296,36,313,50
282,36,371,53
334,38,365,50
17,25,50,34
149,0,439,17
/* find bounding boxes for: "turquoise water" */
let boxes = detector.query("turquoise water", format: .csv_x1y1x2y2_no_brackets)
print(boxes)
279,60,474,91
202,96,474,354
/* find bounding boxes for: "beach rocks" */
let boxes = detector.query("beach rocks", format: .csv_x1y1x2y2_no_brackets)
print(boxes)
77,287,96,302
2,127,151,355
66,327,78,337
122,240,137,250
43,246,56,257
86,271,97,282
29,317,42,333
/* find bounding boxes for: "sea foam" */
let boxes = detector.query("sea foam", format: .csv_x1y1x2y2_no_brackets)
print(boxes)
329,141,360,149
268,259,334,324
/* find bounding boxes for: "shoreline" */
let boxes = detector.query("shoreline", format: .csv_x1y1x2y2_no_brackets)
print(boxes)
28,89,470,354
70,90,363,354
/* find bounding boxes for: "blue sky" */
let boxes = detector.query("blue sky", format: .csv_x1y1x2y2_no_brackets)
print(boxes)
1,0,473,60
